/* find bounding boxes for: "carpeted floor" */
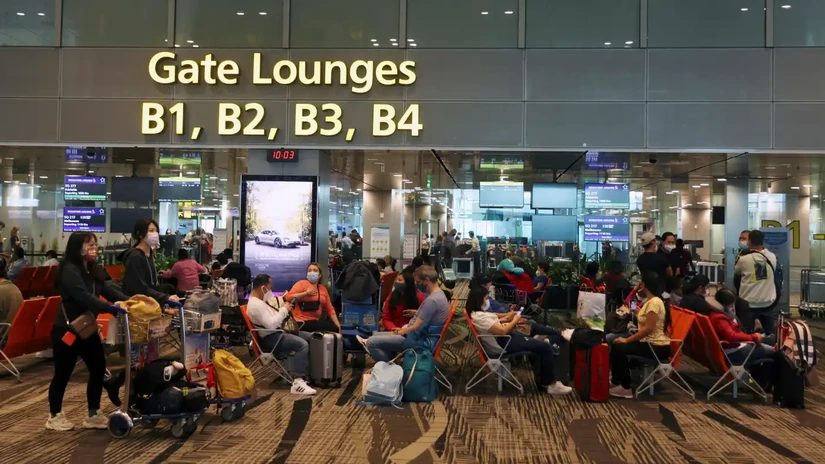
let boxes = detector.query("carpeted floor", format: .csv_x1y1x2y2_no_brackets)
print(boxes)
3,282,825,464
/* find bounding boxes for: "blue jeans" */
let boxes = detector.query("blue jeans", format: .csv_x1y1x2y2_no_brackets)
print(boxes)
498,323,562,386
606,332,630,345
725,343,775,365
365,334,406,362
260,332,309,377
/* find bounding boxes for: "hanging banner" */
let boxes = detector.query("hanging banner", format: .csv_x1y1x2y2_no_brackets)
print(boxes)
760,227,790,315
369,225,390,259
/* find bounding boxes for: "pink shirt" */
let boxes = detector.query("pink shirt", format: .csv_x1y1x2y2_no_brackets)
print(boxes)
162,259,207,293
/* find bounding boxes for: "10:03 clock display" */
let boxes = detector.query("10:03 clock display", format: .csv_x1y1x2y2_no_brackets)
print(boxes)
268,150,299,162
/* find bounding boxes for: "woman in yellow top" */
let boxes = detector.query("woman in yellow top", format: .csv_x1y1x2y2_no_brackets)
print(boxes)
609,271,672,399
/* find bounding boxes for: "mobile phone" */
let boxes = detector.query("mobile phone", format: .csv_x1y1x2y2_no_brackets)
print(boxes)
291,297,298,304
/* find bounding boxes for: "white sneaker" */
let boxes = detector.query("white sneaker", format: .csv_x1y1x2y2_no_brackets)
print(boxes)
82,411,108,429
290,378,317,396
355,335,369,350
609,385,634,399
546,382,573,395
45,412,74,431
36,349,54,359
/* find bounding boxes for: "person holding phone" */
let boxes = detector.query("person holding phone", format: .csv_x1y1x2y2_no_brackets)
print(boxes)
284,262,341,338
466,286,571,395
47,232,130,432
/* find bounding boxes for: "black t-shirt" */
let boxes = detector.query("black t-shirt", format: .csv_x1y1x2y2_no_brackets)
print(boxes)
659,249,682,275
636,251,670,284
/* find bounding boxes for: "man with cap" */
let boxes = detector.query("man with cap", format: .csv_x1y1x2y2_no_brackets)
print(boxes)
636,232,672,289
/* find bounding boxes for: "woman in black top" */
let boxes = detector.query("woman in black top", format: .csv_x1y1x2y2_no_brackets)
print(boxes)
47,232,129,432
119,218,178,305
678,275,711,315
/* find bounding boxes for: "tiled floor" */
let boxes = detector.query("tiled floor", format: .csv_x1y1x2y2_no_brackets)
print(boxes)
3,286,825,463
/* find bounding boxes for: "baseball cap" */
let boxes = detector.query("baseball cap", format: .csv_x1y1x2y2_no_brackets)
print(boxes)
639,232,656,247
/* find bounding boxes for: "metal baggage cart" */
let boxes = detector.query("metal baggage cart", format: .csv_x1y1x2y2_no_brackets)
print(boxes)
800,269,825,318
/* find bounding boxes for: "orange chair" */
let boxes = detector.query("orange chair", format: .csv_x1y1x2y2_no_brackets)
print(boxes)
239,305,293,383
379,272,397,306
429,301,456,393
14,266,36,297
631,308,695,398
30,296,61,353
105,265,124,282
464,308,527,393
0,298,47,380
27,266,48,298
42,267,58,296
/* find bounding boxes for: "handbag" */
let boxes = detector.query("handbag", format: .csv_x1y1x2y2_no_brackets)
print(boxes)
61,304,98,340
267,296,299,334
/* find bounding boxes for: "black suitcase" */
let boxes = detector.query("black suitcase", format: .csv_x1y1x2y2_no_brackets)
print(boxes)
774,354,805,408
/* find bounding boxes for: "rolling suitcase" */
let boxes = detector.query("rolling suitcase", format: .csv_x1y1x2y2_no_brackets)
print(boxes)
309,332,343,387
573,344,609,402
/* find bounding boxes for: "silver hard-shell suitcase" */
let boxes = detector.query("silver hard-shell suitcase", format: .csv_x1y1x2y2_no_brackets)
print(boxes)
309,332,343,387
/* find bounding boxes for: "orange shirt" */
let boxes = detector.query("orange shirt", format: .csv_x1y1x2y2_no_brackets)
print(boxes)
284,280,336,322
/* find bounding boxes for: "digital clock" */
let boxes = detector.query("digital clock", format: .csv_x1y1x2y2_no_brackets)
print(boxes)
268,149,299,162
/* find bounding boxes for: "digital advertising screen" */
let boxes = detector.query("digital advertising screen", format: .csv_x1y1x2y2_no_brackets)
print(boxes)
111,176,155,202
479,181,524,208
65,147,108,163
241,176,317,291
158,177,201,202
584,216,630,242
64,176,107,201
159,151,201,166
63,207,106,233
531,215,578,242
479,155,524,171
531,183,578,209
584,183,630,209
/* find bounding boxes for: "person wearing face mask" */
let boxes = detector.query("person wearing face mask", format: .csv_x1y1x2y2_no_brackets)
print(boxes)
610,272,672,399
677,274,712,315
466,286,572,395
381,271,426,331
46,232,130,432
246,274,316,396
470,275,509,314
636,232,672,293
659,232,682,276
358,266,450,361
119,218,179,306
285,263,340,337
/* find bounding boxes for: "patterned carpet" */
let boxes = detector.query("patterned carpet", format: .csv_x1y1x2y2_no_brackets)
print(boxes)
3,281,825,464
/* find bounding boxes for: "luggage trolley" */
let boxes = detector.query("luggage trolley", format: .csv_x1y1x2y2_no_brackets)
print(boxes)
800,269,825,318
108,307,208,439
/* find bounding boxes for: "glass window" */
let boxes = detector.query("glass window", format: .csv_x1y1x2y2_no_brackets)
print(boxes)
290,0,399,48
526,0,639,48
648,0,765,48
0,0,55,46
407,0,518,48
176,0,284,48
774,1,825,47
62,0,168,47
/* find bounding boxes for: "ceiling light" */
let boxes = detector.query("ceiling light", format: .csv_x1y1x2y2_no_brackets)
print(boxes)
692,185,701,188
39,176,47,179
193,44,199,48
741,7,749,11
683,204,693,207
718,178,727,182
651,209,659,212
604,42,612,46
174,44,181,47
408,38,414,42
700,183,709,187
649,195,657,199
791,186,801,190
504,10,514,14
625,41,634,45
126,158,135,162
236,11,245,15
186,40,194,44
481,11,489,15
390,38,397,42
370,39,377,42
392,43,398,46
16,12,24,16
804,184,813,188
185,171,196,175
410,43,417,47
781,4,791,9
815,195,820,198
259,11,267,15
373,43,379,47
38,12,45,16
233,194,239,197
393,174,402,177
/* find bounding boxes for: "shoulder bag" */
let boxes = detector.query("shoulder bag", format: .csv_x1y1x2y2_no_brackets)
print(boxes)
62,281,99,340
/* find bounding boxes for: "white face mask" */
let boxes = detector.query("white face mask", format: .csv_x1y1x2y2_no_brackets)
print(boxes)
663,244,676,252
703,288,710,297
263,288,273,301
482,299,491,312
145,232,160,249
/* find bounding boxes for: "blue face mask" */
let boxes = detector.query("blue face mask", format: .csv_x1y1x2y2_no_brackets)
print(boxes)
739,241,749,250
306,271,320,283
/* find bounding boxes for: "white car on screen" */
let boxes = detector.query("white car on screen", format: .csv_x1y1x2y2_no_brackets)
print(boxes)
254,230,301,248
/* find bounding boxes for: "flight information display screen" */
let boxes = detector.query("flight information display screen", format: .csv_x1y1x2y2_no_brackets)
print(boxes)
479,181,524,208
583,216,630,242
63,207,106,233
584,183,630,209
65,147,108,163
64,176,107,201
158,177,201,202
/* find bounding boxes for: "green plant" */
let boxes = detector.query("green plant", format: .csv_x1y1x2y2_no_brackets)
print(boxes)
547,262,576,286
153,250,176,271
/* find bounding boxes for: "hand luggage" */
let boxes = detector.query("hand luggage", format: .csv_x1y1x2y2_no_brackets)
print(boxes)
573,344,609,402
213,349,255,398
401,348,438,402
309,332,343,387
555,342,572,385
774,353,805,408
359,360,404,407
213,278,239,307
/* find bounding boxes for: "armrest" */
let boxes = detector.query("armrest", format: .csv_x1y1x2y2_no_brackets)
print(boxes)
476,334,512,359
718,340,757,366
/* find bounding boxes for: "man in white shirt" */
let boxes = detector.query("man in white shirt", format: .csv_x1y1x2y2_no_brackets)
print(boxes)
246,274,316,395
466,231,481,277
734,230,778,334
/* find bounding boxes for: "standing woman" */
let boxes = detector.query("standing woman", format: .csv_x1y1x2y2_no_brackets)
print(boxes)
285,262,341,337
47,232,129,431
119,218,178,305
8,225,20,252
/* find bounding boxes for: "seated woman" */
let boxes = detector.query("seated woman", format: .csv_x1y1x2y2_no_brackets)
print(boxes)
211,253,229,272
609,272,672,399
580,261,601,290
498,257,534,296
162,248,207,295
533,261,551,293
466,286,571,395
284,263,341,337
375,258,388,273
470,275,509,313
382,255,396,273
382,272,425,331
710,288,776,365
678,274,711,314
246,274,316,396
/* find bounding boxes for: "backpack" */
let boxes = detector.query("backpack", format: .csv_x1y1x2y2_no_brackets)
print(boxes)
760,251,783,304
184,289,221,314
213,349,255,399
358,361,404,407
213,278,239,307
401,349,438,402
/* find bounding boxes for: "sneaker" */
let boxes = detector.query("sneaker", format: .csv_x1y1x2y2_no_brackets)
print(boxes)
609,385,634,399
45,412,74,431
290,378,317,396
82,412,109,430
546,382,573,395
36,349,54,359
355,335,369,350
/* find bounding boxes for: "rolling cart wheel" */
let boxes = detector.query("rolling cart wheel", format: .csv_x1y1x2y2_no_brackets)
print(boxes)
233,404,246,420
221,406,235,422
183,419,198,438
108,412,133,439
171,421,186,439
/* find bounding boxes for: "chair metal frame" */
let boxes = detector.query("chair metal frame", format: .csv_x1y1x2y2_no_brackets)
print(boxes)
0,323,20,380
248,328,294,384
465,334,524,394
707,341,770,402
634,339,695,399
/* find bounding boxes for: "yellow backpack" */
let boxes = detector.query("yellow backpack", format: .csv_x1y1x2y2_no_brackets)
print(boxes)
213,349,255,399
